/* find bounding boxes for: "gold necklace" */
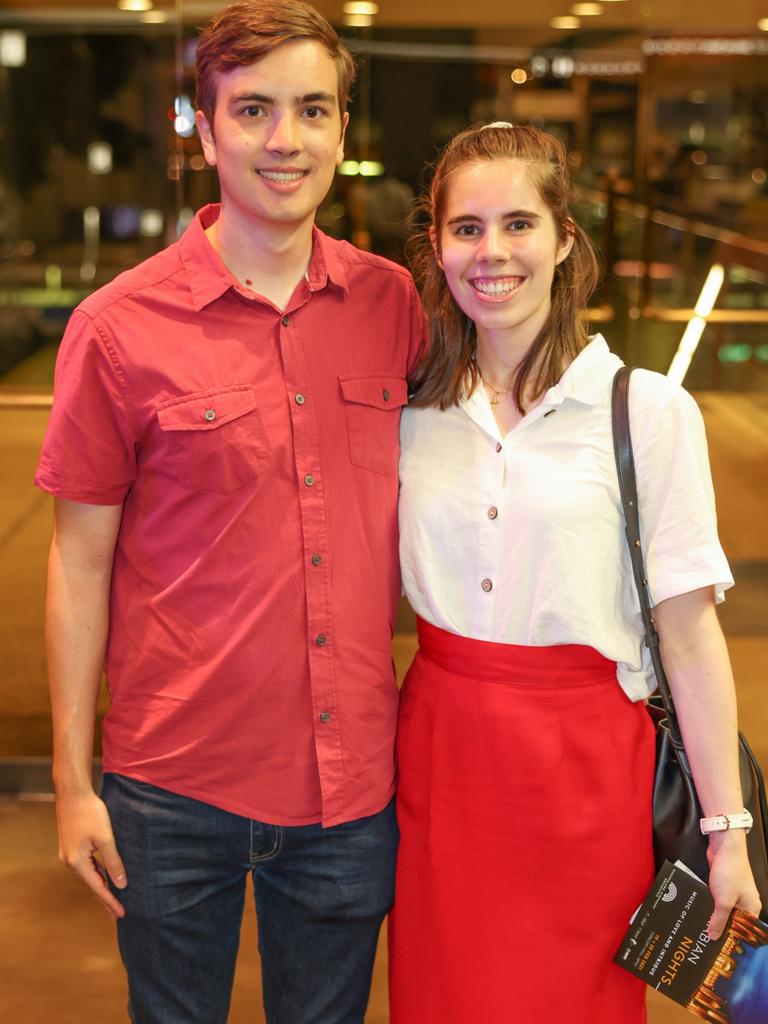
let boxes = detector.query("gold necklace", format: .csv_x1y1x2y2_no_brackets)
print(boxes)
481,374,514,410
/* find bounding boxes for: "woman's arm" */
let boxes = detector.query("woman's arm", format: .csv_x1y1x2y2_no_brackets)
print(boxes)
653,585,761,938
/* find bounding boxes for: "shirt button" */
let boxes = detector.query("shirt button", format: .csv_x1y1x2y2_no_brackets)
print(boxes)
304,474,315,487
315,633,327,646
495,442,502,453
382,388,390,401
281,315,290,327
311,554,322,566
319,711,332,723
295,393,306,405
204,408,216,422
487,506,498,520
481,578,493,592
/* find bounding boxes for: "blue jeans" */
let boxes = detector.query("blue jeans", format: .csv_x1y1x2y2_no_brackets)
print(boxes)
102,774,398,1024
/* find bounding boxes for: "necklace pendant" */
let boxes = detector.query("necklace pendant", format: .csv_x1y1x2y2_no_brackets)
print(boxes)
490,395,499,411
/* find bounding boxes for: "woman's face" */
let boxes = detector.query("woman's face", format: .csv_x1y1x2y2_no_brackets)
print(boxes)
437,157,573,346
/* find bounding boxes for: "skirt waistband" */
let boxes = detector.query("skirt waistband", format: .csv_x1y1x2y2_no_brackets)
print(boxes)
416,617,617,687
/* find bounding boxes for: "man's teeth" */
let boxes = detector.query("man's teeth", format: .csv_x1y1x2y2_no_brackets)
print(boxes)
473,279,521,295
258,171,305,182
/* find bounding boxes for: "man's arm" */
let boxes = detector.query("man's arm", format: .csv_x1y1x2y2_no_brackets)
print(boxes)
654,586,761,939
47,497,127,918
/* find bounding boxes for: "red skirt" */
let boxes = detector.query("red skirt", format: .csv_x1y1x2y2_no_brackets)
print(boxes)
389,619,656,1024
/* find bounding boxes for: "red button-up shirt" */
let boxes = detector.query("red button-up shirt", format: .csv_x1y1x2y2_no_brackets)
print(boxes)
36,205,423,826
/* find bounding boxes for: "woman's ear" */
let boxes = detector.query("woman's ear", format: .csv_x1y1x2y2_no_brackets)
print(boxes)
429,225,443,269
555,218,576,266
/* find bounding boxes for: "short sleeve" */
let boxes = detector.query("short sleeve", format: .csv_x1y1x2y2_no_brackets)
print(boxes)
35,309,138,504
406,278,427,378
631,372,733,607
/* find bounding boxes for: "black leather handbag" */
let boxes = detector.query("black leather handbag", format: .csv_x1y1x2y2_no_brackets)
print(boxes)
611,365,768,916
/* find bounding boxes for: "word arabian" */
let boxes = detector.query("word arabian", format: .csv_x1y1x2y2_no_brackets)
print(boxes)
660,931,711,987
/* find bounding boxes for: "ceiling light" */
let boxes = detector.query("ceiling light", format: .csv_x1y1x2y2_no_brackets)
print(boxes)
550,16,581,29
758,19,768,31
117,0,153,10
343,2,378,13
571,3,603,13
0,31,26,67
510,68,528,84
344,14,373,26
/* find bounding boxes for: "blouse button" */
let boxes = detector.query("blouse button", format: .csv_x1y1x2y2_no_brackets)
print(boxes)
487,506,498,520
481,578,493,592
495,442,502,453
203,408,216,422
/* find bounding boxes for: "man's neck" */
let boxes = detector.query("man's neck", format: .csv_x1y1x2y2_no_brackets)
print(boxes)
206,209,315,312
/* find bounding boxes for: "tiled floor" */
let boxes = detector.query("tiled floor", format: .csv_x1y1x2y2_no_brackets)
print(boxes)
0,391,765,1022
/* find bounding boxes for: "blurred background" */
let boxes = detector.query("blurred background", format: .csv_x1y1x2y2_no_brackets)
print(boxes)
0,1,766,1021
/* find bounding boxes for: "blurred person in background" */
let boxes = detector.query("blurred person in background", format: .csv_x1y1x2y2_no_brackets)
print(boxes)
35,2,421,1021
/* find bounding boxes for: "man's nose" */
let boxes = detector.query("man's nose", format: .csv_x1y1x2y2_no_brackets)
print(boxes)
265,113,301,154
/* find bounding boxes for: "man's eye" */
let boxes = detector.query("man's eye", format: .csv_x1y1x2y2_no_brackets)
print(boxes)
303,106,326,119
243,105,265,117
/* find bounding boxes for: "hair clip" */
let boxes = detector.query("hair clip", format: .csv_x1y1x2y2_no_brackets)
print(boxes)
479,121,515,131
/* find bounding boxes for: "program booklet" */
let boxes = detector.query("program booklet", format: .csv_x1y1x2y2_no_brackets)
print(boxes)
614,860,768,1023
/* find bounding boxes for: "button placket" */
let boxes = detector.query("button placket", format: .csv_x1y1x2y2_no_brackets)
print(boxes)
277,308,340,822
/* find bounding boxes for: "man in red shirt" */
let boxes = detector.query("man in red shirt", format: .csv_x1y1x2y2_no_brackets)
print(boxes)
36,3,422,1021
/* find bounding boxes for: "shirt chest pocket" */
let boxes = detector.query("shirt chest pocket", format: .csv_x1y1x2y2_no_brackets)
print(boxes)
156,385,269,495
339,375,408,476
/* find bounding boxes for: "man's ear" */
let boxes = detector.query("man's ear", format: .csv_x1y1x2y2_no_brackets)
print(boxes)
336,110,350,166
555,218,575,265
429,225,443,269
196,110,217,167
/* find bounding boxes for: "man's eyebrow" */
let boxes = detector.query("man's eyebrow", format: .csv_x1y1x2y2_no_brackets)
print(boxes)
298,91,336,106
230,92,273,106
445,210,541,225
228,91,337,107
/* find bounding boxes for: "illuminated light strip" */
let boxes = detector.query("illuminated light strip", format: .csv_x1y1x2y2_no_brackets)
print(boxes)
667,264,724,385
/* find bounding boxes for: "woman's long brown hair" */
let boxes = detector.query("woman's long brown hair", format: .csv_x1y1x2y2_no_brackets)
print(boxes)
408,124,602,411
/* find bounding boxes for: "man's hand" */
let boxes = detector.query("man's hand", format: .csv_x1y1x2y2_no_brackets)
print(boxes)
56,789,127,919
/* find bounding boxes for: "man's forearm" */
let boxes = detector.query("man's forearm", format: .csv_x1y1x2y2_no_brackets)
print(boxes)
46,519,116,794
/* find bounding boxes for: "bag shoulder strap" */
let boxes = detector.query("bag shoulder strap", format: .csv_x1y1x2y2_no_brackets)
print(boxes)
611,366,692,775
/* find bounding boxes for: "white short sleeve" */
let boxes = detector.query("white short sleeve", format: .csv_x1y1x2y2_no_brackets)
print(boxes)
630,371,733,607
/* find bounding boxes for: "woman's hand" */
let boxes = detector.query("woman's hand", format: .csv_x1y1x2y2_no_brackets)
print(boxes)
706,829,761,939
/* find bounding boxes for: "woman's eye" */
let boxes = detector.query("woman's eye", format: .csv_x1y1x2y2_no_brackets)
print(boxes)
455,224,479,237
509,219,531,231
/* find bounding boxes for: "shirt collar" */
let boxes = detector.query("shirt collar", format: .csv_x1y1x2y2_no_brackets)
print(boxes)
544,334,623,407
458,334,622,441
178,203,350,312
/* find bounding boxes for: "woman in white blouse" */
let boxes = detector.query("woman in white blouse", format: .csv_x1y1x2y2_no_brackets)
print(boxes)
388,122,760,1024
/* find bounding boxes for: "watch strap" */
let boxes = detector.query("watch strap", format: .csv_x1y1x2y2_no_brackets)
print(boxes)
699,809,754,834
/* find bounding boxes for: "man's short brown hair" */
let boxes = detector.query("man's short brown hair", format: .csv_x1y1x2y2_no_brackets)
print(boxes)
195,0,356,122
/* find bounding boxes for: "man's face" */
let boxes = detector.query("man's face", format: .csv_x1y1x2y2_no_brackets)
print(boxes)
196,39,348,233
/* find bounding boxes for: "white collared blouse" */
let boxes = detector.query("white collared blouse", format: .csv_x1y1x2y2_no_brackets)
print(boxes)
398,335,733,700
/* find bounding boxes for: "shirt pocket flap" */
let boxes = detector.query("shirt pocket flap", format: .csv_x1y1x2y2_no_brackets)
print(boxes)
338,376,408,411
157,385,258,432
